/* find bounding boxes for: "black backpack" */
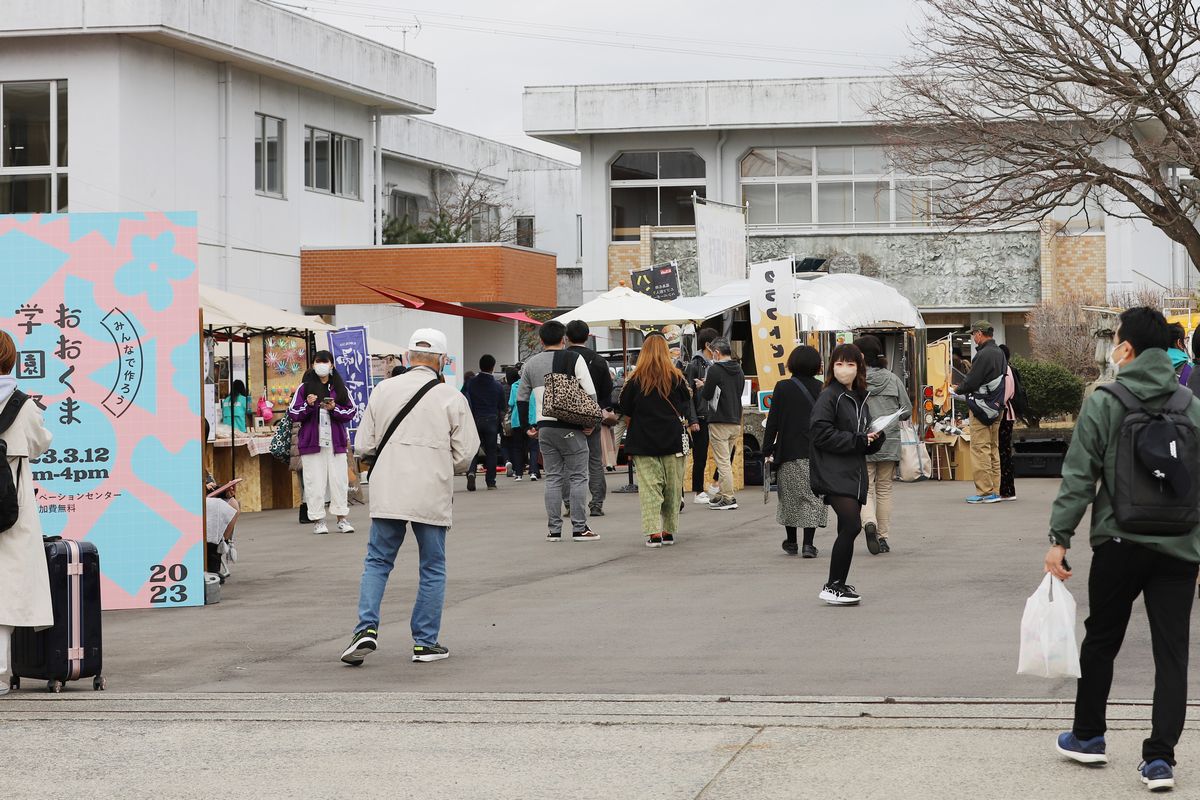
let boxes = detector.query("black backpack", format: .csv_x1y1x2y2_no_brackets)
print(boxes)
0,390,30,533
1010,365,1030,419
1097,382,1200,535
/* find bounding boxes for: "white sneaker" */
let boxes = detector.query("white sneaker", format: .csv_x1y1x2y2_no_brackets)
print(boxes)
530,474,540,482
313,520,329,535
337,519,355,533
693,492,711,504
514,476,522,482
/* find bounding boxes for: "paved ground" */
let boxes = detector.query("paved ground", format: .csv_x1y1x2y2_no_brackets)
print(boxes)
3,693,1197,798
72,474,1189,697
5,472,1198,798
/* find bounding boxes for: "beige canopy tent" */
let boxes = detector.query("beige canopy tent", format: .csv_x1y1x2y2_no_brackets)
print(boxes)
200,285,336,334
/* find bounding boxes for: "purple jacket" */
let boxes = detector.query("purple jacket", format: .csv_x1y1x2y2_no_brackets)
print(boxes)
287,385,356,455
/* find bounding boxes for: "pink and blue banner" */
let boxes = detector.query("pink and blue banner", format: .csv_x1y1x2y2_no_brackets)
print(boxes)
0,211,203,610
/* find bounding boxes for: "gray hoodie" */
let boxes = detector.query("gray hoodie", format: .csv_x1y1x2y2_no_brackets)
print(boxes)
865,367,912,463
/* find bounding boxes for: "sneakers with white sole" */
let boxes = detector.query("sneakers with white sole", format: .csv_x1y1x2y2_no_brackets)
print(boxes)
312,520,329,535
818,581,862,605
340,628,378,666
693,492,711,504
413,644,450,662
337,519,355,533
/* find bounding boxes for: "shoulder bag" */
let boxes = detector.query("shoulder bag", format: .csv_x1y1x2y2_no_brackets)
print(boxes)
541,350,602,428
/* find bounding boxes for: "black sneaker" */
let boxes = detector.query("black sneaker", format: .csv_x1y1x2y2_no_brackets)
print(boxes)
589,504,605,517
707,497,739,511
466,473,476,492
818,581,862,605
340,628,378,666
864,522,880,555
802,544,819,559
413,644,450,662
662,532,675,546
782,540,799,556
572,529,600,542
546,532,562,542
878,538,891,554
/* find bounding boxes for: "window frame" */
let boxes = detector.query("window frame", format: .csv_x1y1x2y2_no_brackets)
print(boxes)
0,79,68,213
303,125,362,200
515,215,535,248
738,145,936,230
609,149,706,243
254,112,286,199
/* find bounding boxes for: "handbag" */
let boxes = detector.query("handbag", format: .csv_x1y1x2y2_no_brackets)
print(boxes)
541,350,602,428
666,394,692,457
268,418,292,463
258,396,275,423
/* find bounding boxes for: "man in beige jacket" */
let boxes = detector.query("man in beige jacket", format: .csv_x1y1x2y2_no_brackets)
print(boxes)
340,328,479,667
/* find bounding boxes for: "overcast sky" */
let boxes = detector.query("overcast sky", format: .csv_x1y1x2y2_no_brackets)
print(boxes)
278,0,925,162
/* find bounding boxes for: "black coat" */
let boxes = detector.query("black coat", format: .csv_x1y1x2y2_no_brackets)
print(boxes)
618,376,697,457
809,382,885,504
568,345,614,410
762,375,823,463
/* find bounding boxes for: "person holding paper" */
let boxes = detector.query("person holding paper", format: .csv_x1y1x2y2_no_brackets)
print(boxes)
809,343,885,606
856,337,912,556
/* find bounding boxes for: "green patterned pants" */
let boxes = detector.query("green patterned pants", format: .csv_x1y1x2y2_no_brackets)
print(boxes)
633,454,683,537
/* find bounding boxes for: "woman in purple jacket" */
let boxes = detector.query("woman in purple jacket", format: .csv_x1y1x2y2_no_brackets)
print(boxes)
288,350,357,534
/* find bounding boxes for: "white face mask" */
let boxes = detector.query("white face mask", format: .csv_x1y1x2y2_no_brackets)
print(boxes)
1109,342,1130,373
833,364,858,387
314,363,331,378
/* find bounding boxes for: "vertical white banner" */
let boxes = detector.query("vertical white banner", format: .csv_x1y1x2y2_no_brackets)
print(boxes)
693,199,747,294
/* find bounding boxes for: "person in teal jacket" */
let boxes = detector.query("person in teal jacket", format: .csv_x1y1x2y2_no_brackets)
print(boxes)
507,370,540,481
1047,307,1200,791
221,380,250,433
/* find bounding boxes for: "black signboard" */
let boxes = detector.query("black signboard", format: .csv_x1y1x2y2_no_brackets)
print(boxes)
631,263,681,301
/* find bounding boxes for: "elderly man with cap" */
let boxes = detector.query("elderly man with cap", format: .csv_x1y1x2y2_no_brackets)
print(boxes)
340,328,480,667
952,320,1009,504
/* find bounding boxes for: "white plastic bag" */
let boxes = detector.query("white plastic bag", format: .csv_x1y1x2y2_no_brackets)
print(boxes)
1017,574,1082,678
897,421,932,482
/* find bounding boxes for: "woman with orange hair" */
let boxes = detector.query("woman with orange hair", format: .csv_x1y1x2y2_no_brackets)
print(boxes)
617,333,698,547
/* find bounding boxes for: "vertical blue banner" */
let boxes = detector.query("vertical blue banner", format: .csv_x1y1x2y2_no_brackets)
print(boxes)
328,325,370,444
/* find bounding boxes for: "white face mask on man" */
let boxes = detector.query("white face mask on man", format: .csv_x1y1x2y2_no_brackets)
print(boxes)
833,363,858,388
314,363,331,378
1109,341,1131,374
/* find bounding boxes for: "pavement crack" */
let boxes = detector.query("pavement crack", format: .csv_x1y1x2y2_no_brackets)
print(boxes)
693,725,765,799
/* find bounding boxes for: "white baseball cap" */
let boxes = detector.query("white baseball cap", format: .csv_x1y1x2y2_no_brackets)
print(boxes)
407,328,448,355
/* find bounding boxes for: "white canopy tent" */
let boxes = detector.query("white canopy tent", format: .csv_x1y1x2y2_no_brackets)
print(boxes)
669,279,752,321
553,285,694,370
200,285,336,334
792,273,925,331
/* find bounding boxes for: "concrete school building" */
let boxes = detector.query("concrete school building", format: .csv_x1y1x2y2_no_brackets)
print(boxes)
523,77,1192,354
0,0,581,371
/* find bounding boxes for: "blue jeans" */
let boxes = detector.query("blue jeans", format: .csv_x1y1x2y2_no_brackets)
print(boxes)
355,518,447,646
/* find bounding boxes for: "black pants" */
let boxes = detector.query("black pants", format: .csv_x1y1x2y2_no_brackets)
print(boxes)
690,419,710,493
510,426,528,477
999,419,1016,498
826,494,862,587
469,415,500,486
1073,538,1198,765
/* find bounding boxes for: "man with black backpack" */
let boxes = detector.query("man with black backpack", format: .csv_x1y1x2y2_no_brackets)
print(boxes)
952,320,1007,504
1048,307,1200,792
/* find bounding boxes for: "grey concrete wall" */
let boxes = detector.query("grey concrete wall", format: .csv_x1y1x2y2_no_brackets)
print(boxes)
652,230,1042,309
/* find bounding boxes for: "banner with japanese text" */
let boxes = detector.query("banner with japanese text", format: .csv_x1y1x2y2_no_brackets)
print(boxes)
1,211,203,610
749,258,797,394
328,325,370,444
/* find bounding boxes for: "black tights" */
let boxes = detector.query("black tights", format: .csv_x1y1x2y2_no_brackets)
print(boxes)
826,494,863,586
785,526,816,547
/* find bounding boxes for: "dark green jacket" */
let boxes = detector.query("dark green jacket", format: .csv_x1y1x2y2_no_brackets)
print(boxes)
1049,348,1200,563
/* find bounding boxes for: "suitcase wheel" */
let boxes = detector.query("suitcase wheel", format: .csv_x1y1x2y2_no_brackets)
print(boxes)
93,676,106,691
47,680,63,693
8,676,17,691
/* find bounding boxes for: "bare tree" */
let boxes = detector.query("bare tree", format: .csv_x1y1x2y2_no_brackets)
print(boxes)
384,167,525,245
875,0,1200,271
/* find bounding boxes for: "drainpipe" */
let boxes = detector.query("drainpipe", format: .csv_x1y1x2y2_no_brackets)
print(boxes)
219,63,232,289
715,130,728,202
374,108,384,245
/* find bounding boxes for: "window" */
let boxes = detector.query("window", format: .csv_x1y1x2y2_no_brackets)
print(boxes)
468,205,501,242
609,150,705,241
576,214,583,259
304,126,360,199
0,80,68,213
389,191,419,225
739,145,931,228
254,113,284,197
515,216,535,248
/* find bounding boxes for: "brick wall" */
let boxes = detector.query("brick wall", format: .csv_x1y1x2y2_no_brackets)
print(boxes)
607,243,641,289
1052,232,1106,300
301,244,557,308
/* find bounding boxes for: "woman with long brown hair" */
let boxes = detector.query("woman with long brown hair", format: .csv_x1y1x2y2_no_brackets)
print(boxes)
617,333,698,547
809,343,885,605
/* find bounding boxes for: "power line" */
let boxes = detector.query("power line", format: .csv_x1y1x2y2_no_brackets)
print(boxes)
266,0,902,70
